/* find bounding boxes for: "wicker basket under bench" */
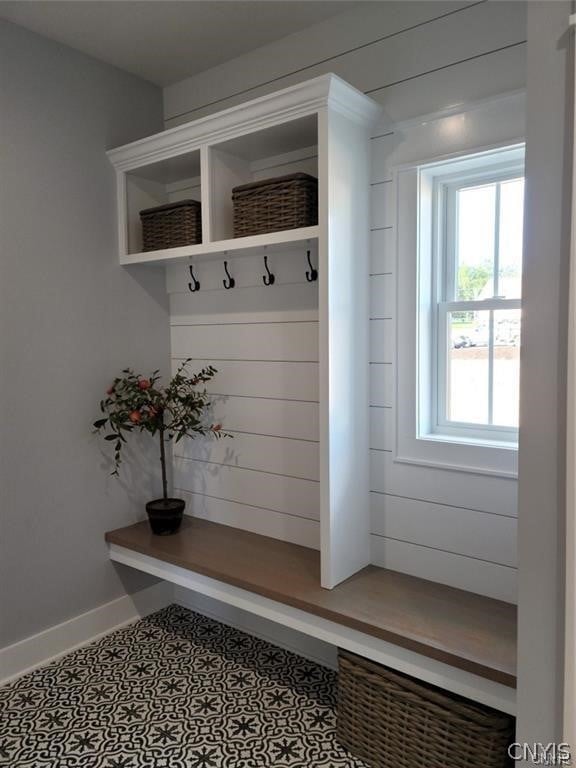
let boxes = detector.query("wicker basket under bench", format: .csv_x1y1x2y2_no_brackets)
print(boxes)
337,650,514,768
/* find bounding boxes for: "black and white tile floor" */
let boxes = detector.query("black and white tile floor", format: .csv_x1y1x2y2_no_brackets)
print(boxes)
0,605,368,767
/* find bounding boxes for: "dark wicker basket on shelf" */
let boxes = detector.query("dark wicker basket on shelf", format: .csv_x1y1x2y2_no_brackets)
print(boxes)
337,650,514,768
232,173,318,238
140,199,202,252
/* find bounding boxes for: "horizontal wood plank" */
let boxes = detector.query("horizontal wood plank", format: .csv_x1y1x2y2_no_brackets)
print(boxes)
371,493,517,567
105,518,517,687
370,364,393,408
370,227,394,275
181,493,320,549
370,535,517,604
171,358,319,401
176,432,319,482
370,407,393,452
171,322,318,362
206,395,319,441
370,451,518,518
174,458,320,520
371,181,394,230
370,274,394,319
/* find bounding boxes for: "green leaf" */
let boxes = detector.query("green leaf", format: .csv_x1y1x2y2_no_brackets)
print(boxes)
104,434,119,441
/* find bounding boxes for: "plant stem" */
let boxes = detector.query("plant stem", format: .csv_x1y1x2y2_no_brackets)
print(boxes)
159,426,168,500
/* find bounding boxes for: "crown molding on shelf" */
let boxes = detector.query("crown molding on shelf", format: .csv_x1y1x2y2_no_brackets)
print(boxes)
107,74,381,172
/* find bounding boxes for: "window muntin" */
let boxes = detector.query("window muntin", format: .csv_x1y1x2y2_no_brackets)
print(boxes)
431,163,524,444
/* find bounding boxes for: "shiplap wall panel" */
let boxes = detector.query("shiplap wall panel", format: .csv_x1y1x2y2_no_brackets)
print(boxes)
370,494,517,567
370,408,393,452
164,3,525,127
207,396,319,442
180,491,320,549
370,275,394,319
370,536,517,604
174,459,319,520
171,358,319,402
176,432,319,482
370,228,394,275
371,182,394,229
170,322,318,362
170,284,318,319
370,319,393,363
371,44,526,129
370,365,393,408
370,451,518,518
164,0,525,600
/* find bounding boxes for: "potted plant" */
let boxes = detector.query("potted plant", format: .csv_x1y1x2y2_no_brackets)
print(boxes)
93,359,229,535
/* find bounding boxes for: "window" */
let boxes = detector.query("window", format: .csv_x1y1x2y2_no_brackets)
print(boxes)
395,144,524,478
431,153,524,444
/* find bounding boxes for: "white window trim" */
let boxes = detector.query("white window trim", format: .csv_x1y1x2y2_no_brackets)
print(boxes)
394,143,524,479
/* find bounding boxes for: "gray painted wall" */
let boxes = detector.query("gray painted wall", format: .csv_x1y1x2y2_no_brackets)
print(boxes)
516,0,570,745
0,21,169,648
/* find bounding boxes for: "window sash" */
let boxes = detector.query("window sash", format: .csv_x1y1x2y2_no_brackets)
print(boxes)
430,163,523,444
440,169,524,303
435,298,520,441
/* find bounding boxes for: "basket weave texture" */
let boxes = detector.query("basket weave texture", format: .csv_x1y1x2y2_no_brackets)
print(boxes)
140,199,202,252
337,650,514,768
232,173,318,238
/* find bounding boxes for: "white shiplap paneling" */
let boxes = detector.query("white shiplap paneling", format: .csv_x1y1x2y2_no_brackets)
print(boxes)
174,458,319,520
370,493,517,567
176,432,319,482
163,0,524,601
172,358,318,402
181,492,320,549
370,535,517,603
171,322,318,362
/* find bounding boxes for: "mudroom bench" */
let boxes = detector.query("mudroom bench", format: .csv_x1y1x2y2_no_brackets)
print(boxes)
105,517,516,715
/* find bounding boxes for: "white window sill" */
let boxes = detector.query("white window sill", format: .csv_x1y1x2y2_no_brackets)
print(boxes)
419,432,518,451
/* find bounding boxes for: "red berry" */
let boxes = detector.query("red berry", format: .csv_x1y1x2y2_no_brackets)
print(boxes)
138,378,151,390
129,410,141,424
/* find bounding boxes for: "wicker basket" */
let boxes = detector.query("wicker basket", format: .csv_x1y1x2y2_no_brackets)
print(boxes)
232,173,318,238
337,650,514,768
140,199,202,252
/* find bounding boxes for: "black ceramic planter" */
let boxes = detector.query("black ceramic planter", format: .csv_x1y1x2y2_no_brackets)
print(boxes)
145,498,185,535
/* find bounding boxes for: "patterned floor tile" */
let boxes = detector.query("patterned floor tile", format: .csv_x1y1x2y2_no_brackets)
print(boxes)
0,605,367,768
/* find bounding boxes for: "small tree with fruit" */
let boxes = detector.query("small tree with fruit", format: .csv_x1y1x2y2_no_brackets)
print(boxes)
93,359,228,501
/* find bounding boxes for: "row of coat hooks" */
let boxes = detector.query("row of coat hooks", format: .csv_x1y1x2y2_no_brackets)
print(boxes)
188,250,318,293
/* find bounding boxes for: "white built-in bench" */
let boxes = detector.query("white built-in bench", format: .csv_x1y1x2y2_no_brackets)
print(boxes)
106,517,516,715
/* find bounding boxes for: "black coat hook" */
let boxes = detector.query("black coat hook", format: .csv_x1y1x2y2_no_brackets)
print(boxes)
305,250,318,282
223,260,235,289
262,255,275,286
188,264,200,293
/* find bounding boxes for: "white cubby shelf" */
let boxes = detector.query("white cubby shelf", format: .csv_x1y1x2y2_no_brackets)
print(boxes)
119,226,320,267
108,74,382,590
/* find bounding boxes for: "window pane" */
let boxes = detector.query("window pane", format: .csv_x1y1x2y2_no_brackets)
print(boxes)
456,185,495,301
492,309,521,428
497,178,524,298
448,310,489,424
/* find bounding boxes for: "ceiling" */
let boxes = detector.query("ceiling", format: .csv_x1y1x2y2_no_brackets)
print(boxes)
0,1,361,86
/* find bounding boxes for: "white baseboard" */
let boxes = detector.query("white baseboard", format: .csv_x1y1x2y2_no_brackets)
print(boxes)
174,586,337,670
0,581,172,685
